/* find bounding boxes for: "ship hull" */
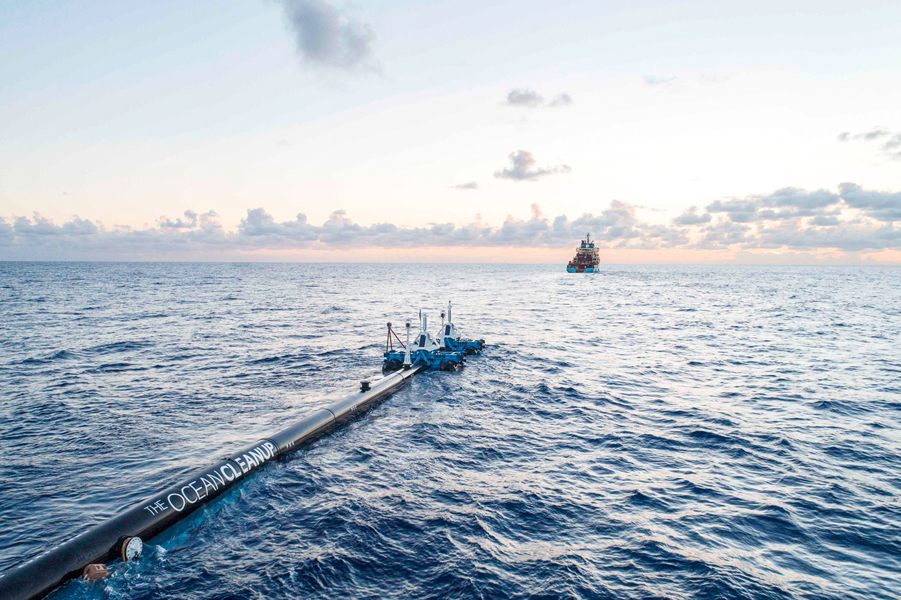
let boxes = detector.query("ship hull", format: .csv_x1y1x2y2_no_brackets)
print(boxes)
566,234,600,273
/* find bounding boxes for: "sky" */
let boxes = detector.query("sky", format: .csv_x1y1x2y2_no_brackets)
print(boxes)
1,0,900,263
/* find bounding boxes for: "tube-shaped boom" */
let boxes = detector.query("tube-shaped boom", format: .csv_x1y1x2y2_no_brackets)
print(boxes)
0,365,425,600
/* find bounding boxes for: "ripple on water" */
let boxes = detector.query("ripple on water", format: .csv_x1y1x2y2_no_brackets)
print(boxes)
0,263,899,600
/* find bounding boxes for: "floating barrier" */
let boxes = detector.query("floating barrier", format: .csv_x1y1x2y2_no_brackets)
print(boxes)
1,303,484,600
0,365,429,600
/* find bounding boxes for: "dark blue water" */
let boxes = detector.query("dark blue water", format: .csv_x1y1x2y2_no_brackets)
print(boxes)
1,263,899,600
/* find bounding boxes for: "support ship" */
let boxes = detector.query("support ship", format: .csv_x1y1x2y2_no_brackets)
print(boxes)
566,233,600,273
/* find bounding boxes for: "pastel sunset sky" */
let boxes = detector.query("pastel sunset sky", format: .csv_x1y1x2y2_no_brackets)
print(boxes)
2,0,900,262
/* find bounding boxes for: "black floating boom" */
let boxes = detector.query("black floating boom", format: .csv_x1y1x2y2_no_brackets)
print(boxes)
0,364,425,600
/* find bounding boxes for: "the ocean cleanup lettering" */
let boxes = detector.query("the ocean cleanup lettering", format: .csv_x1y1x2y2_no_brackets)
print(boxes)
143,441,277,516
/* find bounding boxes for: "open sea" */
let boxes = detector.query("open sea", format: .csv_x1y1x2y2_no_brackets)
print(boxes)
0,262,899,600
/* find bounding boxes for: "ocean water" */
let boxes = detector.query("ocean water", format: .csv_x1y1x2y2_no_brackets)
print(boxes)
0,262,899,600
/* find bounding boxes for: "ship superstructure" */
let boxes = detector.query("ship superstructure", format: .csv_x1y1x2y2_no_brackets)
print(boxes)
566,233,600,273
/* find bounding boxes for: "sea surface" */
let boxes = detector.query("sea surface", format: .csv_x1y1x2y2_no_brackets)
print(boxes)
0,263,899,600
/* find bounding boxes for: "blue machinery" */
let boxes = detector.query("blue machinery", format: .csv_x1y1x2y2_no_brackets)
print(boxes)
0,303,484,600
383,302,485,372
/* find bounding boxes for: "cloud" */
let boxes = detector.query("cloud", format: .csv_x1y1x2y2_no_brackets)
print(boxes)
752,220,901,252
4,184,901,259
838,128,901,159
704,187,841,223
504,89,573,108
240,208,319,241
493,150,572,182
693,220,752,249
679,184,901,251
505,88,544,108
809,214,840,227
279,0,375,69
0,217,15,244
673,206,712,226
763,187,839,209
644,75,677,86
159,210,198,229
14,213,99,236
549,93,573,107
453,181,479,190
838,182,901,222
883,133,901,157
838,128,891,142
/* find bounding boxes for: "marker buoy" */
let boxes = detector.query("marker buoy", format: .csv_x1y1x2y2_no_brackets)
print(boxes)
119,537,143,562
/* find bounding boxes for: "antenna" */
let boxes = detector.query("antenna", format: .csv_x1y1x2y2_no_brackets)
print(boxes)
403,322,412,367
448,300,452,323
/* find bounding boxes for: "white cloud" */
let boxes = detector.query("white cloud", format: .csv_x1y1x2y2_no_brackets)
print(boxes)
838,183,901,222
838,128,901,160
493,150,571,182
3,184,901,259
548,93,573,107
504,89,573,108
505,88,543,107
452,181,479,190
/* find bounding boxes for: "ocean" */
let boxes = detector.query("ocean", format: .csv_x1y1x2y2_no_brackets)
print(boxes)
0,262,899,600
